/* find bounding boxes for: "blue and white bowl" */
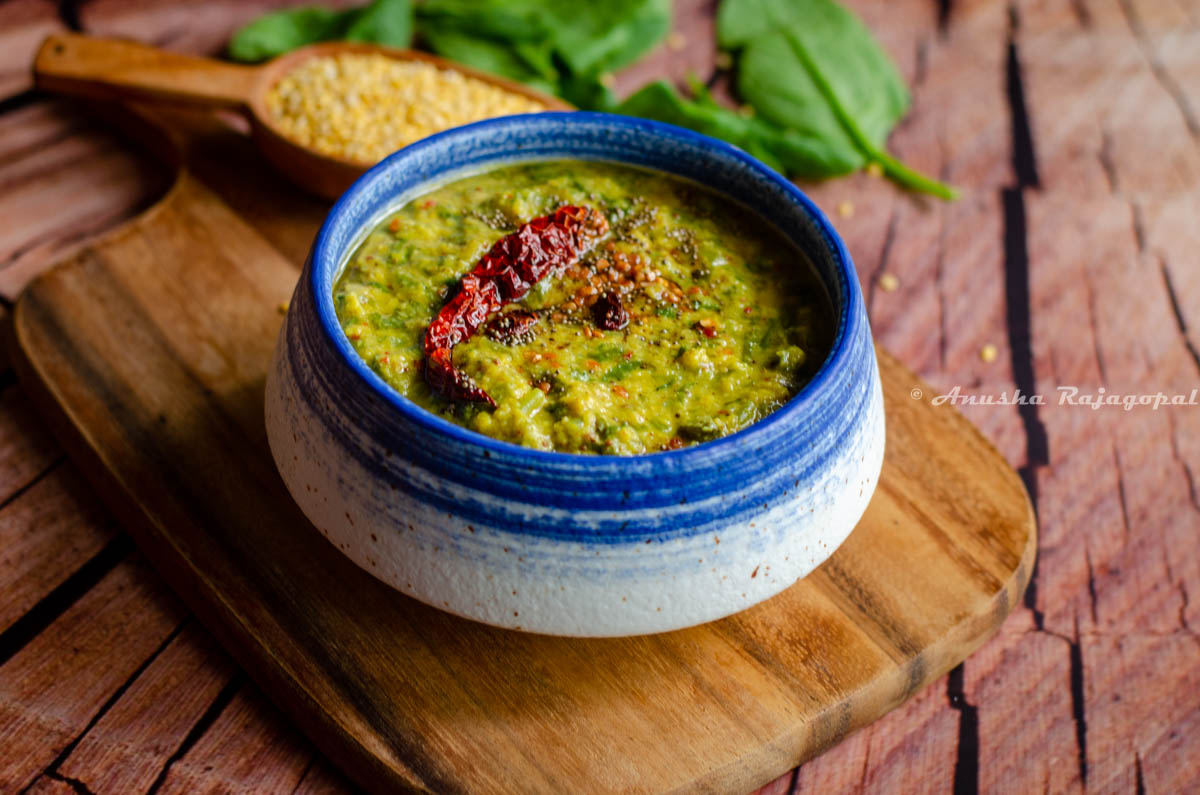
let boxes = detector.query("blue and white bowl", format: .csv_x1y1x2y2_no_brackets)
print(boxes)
265,112,885,637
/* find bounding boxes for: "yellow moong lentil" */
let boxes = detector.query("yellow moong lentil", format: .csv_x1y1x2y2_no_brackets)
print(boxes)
265,53,546,164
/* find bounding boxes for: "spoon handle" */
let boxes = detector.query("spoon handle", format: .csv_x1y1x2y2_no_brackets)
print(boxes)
34,33,258,111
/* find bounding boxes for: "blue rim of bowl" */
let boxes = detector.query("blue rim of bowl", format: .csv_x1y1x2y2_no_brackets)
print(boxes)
309,111,861,466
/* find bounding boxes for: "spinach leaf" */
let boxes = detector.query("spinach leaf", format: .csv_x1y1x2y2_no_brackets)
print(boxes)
735,32,859,154
227,0,413,63
415,0,551,42
615,81,861,178
548,0,671,78
603,360,640,382
418,22,556,88
557,71,617,112
228,6,346,62
718,0,956,199
344,0,413,49
415,0,669,110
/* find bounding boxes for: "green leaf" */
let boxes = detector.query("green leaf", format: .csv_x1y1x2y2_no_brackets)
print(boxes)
344,0,413,48
731,1,907,148
736,33,857,153
228,6,346,62
228,0,414,62
615,81,860,178
415,0,552,42
718,0,955,199
557,72,617,112
417,0,670,97
549,0,671,77
417,23,554,87
716,0,796,48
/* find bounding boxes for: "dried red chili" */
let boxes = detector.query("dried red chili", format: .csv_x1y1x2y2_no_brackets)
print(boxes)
424,205,608,404
484,309,540,345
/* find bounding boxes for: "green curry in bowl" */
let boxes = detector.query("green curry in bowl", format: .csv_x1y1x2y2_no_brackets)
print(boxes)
334,160,832,455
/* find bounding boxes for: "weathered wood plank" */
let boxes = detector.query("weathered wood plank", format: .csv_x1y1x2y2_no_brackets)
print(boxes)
23,774,78,795
795,683,960,792
56,621,237,795
79,0,359,57
0,387,61,502
791,1,1046,791
0,464,114,635
156,685,315,794
0,0,62,101
944,1,1200,792
291,757,356,795
0,101,171,301
0,558,184,791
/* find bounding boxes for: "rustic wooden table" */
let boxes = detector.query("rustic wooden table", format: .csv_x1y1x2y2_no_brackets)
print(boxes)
1,0,1197,792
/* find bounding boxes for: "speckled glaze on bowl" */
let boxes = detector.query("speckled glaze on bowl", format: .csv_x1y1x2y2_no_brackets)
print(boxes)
265,112,884,637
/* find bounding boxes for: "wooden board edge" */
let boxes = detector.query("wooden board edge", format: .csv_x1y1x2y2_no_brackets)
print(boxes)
5,305,424,793
686,351,1038,792
8,285,1038,793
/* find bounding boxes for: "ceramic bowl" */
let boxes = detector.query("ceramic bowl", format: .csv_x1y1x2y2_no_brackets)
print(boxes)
265,112,885,637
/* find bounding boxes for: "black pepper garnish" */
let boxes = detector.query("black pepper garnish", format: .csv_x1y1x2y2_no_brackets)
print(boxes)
484,309,540,345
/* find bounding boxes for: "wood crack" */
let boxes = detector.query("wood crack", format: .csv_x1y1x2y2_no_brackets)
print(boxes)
0,500,126,669
1070,0,1093,29
1084,545,1099,625
1160,546,1200,646
0,90,40,118
785,765,800,795
1083,275,1108,383
936,0,953,34
947,663,979,794
45,770,98,795
1117,0,1200,139
1158,258,1200,378
56,0,83,33
288,755,318,795
1068,614,1088,787
45,619,190,785
1004,1,1048,631
146,671,245,794
1098,126,1118,194
0,454,65,515
866,206,899,316
1167,411,1200,514
1113,443,1132,541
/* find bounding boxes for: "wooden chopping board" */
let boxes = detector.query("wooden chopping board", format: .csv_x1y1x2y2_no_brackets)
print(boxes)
8,106,1036,794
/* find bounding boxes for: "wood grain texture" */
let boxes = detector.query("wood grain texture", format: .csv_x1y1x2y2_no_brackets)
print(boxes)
0,100,172,301
0,464,113,635
0,557,185,791
0,0,1195,791
56,621,237,794
8,100,1034,791
0,0,62,101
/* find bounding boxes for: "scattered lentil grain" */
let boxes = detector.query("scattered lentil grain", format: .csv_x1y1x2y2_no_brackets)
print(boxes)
980,343,999,363
878,272,900,292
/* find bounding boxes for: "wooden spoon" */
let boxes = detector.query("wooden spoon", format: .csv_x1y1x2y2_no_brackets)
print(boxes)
33,33,569,199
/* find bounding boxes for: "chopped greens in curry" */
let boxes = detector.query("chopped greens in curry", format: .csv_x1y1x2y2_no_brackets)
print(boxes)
334,161,833,454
